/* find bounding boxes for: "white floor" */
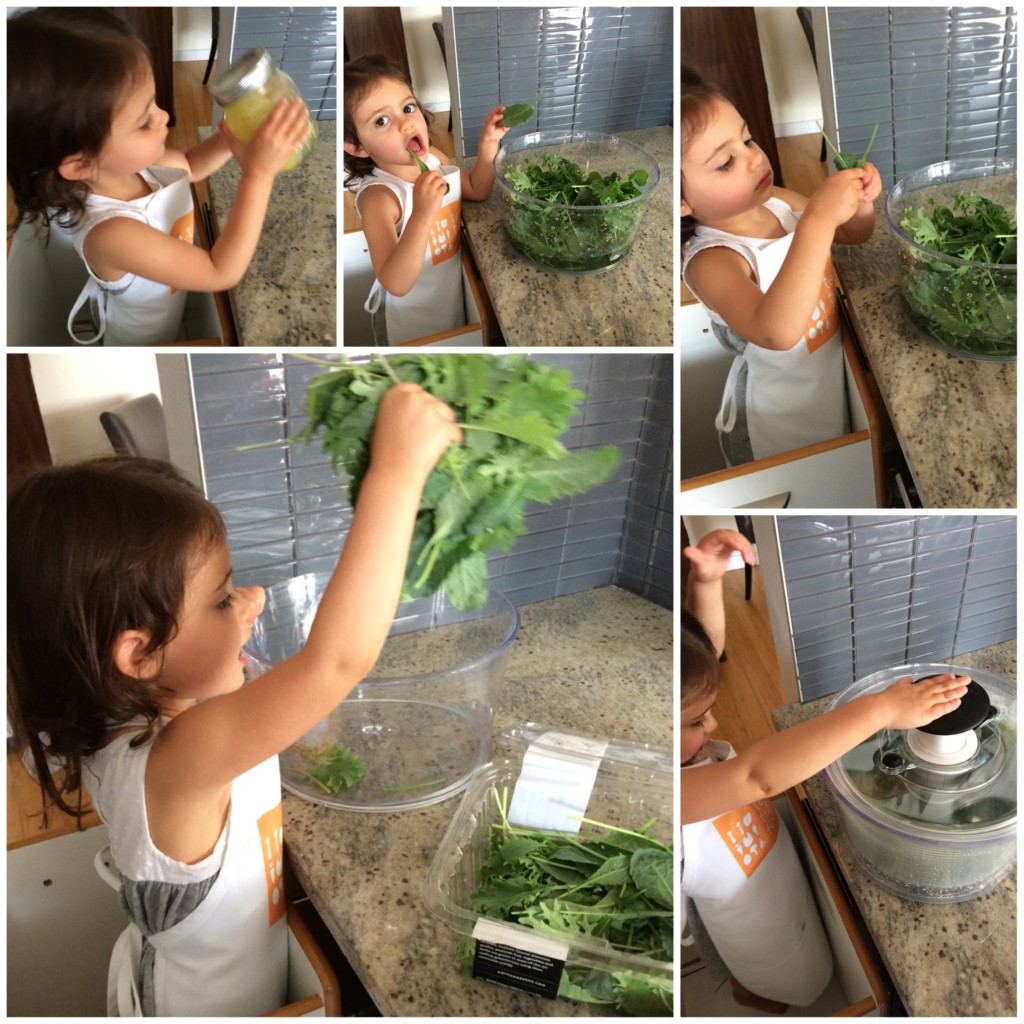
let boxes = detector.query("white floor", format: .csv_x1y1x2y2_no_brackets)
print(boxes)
681,954,853,1017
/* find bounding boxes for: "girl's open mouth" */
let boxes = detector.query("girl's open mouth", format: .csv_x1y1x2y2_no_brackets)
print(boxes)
407,134,427,158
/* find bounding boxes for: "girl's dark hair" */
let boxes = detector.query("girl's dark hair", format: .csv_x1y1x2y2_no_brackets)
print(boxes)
7,7,150,233
343,54,433,187
7,456,226,821
680,609,721,706
680,67,735,245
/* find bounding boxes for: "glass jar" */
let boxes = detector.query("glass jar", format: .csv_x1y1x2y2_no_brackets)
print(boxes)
210,48,317,171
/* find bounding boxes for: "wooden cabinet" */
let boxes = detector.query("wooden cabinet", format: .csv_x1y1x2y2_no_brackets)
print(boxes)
680,7,783,188
344,8,411,82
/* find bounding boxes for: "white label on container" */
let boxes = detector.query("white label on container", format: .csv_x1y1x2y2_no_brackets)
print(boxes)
506,731,609,833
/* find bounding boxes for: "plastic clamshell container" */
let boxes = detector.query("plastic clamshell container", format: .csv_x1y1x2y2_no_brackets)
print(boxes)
493,130,659,275
245,576,519,812
883,157,1016,362
423,724,674,1011
823,663,1017,904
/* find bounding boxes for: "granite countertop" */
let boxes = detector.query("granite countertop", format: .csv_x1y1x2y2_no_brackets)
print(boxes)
772,643,1017,1017
832,174,1015,508
282,586,672,1016
460,126,673,346
202,121,336,345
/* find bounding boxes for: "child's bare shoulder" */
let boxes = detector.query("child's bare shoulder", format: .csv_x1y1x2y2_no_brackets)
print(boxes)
770,185,810,212
358,181,403,223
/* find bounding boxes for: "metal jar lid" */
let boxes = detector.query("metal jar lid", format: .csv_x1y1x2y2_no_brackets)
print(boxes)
209,48,275,106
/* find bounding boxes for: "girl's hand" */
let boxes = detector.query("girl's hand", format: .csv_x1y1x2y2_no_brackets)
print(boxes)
856,161,882,204
369,382,462,486
409,167,448,225
220,97,311,179
684,529,755,584
872,673,970,731
804,168,867,228
479,106,509,149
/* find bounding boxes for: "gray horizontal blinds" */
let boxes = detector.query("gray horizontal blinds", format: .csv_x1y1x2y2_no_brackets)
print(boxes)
778,516,1016,701
826,6,1016,184
451,6,673,156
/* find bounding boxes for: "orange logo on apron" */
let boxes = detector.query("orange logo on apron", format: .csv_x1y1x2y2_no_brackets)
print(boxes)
802,257,837,353
429,198,461,265
256,803,286,927
167,210,196,295
711,798,780,878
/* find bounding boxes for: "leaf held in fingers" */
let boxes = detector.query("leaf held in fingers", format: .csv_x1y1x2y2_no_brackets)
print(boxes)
500,88,543,129
408,145,449,194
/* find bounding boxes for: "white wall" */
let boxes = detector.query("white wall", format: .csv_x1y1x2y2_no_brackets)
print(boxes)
756,7,822,136
401,7,449,110
29,353,161,463
172,5,215,60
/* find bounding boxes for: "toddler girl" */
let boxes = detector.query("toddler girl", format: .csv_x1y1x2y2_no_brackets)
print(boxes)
681,528,968,1012
7,383,461,1015
7,8,310,346
344,54,507,345
680,75,882,466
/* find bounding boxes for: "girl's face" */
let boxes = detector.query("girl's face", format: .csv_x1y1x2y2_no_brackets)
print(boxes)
344,75,430,178
681,689,719,766
96,62,170,179
680,96,773,228
152,538,265,715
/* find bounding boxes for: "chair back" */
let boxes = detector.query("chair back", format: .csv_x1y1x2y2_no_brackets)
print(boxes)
100,393,171,460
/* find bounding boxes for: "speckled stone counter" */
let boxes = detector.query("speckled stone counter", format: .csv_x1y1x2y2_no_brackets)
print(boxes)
772,643,1016,1016
283,586,671,1016
832,174,1015,508
459,126,673,346
202,121,336,345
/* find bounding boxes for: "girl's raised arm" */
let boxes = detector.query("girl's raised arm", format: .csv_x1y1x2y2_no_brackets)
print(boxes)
147,385,461,832
682,673,969,824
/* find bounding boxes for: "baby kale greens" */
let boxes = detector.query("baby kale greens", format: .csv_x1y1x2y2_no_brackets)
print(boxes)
467,786,674,1015
819,122,878,171
500,88,543,129
285,740,366,794
501,154,651,273
297,355,620,612
898,191,1016,358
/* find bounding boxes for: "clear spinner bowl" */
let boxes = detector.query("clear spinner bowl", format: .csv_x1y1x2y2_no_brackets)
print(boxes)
245,575,519,811
493,130,659,275
823,663,1016,903
883,157,1016,362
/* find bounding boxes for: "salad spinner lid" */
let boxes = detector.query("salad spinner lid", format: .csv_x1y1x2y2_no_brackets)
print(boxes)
825,664,1017,832
916,677,993,736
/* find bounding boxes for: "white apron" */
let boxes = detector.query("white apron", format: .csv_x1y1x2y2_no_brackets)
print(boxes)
356,154,465,344
85,733,288,1016
69,165,194,346
683,198,848,462
682,740,833,1006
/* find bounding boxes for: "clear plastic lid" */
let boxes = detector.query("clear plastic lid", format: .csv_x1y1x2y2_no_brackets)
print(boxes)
824,664,1017,836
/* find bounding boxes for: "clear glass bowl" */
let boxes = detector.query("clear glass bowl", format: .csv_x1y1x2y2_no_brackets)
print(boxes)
824,663,1016,903
493,130,659,275
244,576,519,811
883,157,1016,362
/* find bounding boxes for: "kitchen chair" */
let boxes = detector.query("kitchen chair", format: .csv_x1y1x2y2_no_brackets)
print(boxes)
94,845,342,1016
99,393,171,461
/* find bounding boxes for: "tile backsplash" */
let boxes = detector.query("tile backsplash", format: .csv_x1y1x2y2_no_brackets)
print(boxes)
777,515,1016,701
826,6,1017,185
231,6,337,120
189,354,673,610
449,5,673,156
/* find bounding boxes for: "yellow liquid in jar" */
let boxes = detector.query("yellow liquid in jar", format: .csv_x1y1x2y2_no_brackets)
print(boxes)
225,86,317,172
